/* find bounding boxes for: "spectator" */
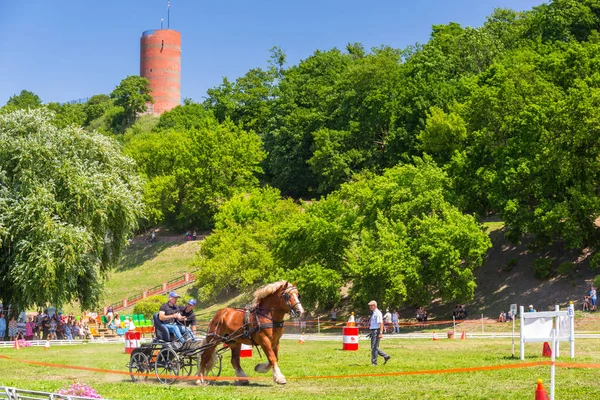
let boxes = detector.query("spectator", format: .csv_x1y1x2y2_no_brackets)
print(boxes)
25,317,35,340
498,311,506,323
583,295,590,311
64,321,73,340
71,322,80,339
150,231,156,243
506,310,514,322
528,305,536,312
49,317,57,340
106,306,114,325
331,309,337,323
8,316,18,341
41,315,50,340
192,231,197,241
590,286,597,312
392,310,400,334
0,312,6,341
383,309,392,333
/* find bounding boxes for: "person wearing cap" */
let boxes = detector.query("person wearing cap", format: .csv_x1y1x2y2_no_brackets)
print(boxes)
179,299,197,341
368,300,390,366
528,305,536,312
159,292,186,345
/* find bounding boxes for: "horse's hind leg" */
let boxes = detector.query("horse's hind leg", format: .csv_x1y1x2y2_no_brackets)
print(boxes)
230,343,249,386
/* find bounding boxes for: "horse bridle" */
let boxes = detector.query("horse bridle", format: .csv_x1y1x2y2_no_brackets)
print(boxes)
282,285,303,318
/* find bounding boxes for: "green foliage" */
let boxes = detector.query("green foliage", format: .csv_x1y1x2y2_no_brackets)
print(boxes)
590,253,600,271
594,275,600,289
45,102,87,128
557,261,575,277
192,187,300,303
503,258,519,272
532,258,554,279
0,109,144,311
124,108,265,229
110,75,153,127
196,158,490,309
132,295,167,318
6,90,42,109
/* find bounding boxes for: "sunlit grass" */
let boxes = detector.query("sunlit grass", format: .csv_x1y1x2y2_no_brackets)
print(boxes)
1,338,599,399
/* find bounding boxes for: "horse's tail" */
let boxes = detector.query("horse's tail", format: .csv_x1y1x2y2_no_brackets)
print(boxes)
199,310,224,376
198,336,218,373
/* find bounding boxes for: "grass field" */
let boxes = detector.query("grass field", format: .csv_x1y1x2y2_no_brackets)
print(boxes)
1,338,599,399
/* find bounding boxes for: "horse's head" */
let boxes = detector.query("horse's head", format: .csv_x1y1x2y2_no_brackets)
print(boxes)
280,282,304,318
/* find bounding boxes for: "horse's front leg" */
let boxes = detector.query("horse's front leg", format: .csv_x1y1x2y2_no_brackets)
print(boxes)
258,336,286,384
229,343,249,386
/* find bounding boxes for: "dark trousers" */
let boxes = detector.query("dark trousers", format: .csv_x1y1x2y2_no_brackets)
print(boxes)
370,329,389,365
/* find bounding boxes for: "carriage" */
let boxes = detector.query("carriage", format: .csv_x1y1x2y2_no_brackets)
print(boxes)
127,313,227,384
127,281,304,386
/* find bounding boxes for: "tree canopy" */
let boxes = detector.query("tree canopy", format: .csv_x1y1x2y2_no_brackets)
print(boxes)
0,109,144,310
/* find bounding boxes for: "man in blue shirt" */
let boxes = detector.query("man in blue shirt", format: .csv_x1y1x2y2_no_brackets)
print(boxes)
368,300,390,366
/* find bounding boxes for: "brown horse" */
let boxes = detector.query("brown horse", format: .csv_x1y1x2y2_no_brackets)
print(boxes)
197,280,304,385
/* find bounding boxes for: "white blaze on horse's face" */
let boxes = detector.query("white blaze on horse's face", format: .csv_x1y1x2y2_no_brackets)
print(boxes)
291,290,304,317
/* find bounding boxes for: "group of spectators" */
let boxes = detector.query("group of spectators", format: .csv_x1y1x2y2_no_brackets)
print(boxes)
0,309,96,342
582,286,597,311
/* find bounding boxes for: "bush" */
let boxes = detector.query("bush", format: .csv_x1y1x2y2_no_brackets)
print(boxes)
590,253,600,271
133,295,167,318
503,258,518,272
594,275,600,289
532,258,554,280
557,262,575,277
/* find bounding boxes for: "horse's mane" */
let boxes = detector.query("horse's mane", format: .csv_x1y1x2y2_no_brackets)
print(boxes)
252,280,288,307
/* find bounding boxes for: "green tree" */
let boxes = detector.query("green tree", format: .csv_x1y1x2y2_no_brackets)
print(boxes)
192,187,300,303
6,90,42,109
110,76,153,127
125,108,265,228
0,109,144,311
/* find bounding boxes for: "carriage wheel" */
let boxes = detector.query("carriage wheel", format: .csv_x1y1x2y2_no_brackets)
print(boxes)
155,347,180,385
129,351,150,382
180,355,196,377
197,352,223,377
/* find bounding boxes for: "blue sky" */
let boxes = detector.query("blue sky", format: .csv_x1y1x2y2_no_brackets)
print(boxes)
0,0,546,105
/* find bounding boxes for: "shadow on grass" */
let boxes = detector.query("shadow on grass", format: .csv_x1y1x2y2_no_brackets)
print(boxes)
116,242,182,272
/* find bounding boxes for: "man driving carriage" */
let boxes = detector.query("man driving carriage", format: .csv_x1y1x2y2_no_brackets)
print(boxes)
158,292,190,346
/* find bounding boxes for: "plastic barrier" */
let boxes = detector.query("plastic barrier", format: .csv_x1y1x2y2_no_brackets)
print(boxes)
342,326,359,350
240,343,252,358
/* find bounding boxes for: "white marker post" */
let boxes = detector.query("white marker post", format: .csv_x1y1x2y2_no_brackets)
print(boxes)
510,303,517,358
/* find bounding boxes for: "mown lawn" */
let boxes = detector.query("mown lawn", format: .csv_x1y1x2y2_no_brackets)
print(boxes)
1,338,599,399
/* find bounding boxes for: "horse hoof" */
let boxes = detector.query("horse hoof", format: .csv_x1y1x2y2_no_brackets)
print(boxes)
195,379,208,387
274,377,287,385
254,362,271,373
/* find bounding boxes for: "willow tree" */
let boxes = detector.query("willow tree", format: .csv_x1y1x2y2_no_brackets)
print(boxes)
0,109,144,311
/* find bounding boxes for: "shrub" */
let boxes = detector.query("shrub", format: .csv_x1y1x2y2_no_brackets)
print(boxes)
590,253,600,271
503,258,518,272
557,262,575,277
133,295,167,318
532,258,554,279
594,275,600,289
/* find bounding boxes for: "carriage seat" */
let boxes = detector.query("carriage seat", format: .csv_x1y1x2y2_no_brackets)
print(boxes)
152,312,172,342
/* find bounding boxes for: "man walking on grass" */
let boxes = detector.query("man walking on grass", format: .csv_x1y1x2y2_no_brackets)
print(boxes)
368,300,390,366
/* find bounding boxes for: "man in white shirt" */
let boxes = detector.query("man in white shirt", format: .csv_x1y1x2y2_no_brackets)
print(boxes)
368,300,390,366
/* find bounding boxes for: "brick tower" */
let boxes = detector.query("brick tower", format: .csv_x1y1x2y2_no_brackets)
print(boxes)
140,29,181,115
